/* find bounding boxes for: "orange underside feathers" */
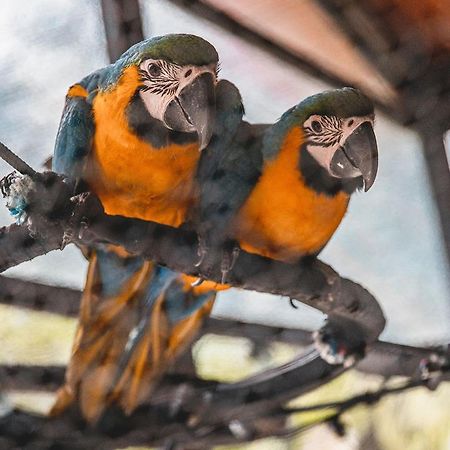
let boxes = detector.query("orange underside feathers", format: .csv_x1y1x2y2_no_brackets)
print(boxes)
88,65,200,227
235,126,349,262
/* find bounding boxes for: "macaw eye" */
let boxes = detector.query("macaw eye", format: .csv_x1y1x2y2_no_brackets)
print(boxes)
348,119,354,127
311,120,322,133
148,63,162,77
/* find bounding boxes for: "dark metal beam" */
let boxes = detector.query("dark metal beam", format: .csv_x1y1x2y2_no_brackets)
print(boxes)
2,339,445,392
165,2,348,88
100,0,144,62
165,0,402,123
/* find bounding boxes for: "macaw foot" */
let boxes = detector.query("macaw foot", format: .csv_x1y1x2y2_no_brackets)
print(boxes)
313,320,366,368
0,172,35,225
193,236,240,285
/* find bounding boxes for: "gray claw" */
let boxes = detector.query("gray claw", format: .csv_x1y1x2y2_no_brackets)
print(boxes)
194,236,209,267
194,250,207,268
60,231,73,250
191,277,205,287
78,219,89,240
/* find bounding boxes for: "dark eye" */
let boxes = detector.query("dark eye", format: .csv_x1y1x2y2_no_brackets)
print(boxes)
311,120,322,133
148,63,161,77
348,119,354,127
185,69,192,78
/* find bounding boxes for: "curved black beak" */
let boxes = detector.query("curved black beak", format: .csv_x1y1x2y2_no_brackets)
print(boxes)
164,72,216,150
330,121,378,191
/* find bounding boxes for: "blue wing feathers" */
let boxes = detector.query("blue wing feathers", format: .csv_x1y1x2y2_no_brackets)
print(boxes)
52,94,94,179
52,67,111,179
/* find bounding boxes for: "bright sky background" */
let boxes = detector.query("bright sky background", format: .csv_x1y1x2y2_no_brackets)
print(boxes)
0,0,448,344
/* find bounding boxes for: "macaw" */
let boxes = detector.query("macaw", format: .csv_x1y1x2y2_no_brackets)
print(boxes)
182,87,378,368
46,34,241,423
195,87,378,272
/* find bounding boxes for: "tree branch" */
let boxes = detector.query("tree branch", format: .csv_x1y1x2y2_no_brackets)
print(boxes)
0,275,80,317
0,170,386,348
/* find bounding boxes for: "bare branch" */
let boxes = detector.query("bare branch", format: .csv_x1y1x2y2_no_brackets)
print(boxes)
0,141,36,177
0,275,80,317
0,356,447,449
0,170,385,349
0,365,65,391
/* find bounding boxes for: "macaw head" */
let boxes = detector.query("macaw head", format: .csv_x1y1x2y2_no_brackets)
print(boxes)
118,34,219,149
290,88,378,193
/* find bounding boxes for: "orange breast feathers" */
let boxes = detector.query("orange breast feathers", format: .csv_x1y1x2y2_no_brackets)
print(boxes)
234,126,350,262
87,66,200,227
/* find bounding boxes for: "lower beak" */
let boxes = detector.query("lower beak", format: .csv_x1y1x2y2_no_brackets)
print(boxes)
164,72,216,150
330,122,378,191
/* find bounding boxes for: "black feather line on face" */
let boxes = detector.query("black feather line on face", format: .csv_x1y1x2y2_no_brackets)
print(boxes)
215,61,221,79
126,91,197,148
138,61,181,96
304,115,343,147
298,143,363,196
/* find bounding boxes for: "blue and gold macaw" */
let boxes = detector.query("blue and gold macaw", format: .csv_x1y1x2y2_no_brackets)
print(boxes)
48,34,241,423
195,87,378,272
185,87,379,366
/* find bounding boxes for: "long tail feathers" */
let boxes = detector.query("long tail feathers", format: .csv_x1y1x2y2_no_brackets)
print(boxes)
50,247,215,423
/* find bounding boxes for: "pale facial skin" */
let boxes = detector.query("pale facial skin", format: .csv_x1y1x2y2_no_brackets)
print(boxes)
303,114,375,178
138,59,217,131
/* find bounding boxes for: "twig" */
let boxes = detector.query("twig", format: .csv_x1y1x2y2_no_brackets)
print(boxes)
283,379,428,416
0,141,36,176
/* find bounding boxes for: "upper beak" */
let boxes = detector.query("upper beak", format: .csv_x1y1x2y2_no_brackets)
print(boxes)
330,122,378,191
164,72,216,150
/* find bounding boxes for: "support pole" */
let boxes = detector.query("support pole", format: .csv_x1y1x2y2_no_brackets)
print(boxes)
100,0,144,62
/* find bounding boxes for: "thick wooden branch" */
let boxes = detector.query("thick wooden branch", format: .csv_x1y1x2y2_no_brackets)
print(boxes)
75,194,386,343
0,174,386,349
0,223,64,273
